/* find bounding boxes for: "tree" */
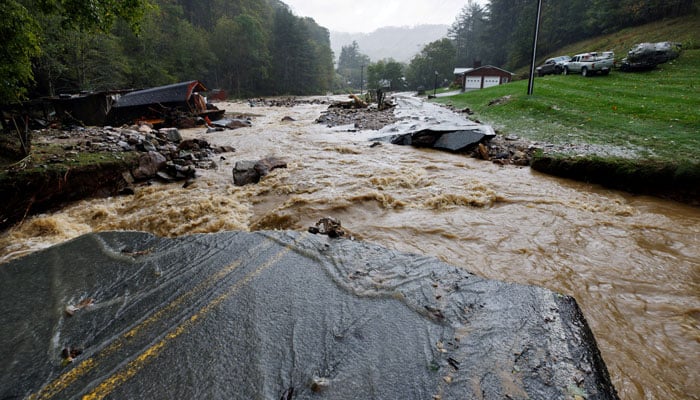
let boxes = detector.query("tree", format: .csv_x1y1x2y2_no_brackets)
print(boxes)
0,1,41,104
405,39,455,90
0,0,147,105
270,5,309,94
337,41,371,90
300,17,335,94
212,14,270,96
367,59,406,91
268,5,334,95
449,1,489,67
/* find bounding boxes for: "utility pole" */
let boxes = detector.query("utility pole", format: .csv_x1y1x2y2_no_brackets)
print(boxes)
360,64,364,95
433,71,439,97
527,0,543,96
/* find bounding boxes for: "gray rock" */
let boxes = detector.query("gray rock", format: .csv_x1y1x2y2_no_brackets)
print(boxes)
233,157,288,186
196,160,218,170
213,146,236,154
232,160,260,186
132,151,166,181
159,128,181,143
141,141,157,152
254,157,287,177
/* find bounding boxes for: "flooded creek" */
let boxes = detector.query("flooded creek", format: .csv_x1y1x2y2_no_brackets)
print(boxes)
1,97,698,399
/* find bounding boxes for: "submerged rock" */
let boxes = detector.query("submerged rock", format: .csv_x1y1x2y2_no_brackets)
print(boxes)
232,157,288,186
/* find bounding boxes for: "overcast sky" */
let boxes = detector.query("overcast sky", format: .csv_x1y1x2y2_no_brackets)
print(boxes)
283,0,484,33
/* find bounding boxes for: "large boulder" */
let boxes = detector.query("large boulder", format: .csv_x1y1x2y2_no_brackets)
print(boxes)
232,157,288,186
0,231,618,400
131,150,167,180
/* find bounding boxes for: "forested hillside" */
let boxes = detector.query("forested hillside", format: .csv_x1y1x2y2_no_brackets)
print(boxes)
2,0,334,103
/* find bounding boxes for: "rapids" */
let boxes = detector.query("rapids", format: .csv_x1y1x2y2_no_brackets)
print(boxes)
1,96,698,399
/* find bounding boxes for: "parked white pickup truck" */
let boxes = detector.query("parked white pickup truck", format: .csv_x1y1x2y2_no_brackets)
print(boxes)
563,52,613,76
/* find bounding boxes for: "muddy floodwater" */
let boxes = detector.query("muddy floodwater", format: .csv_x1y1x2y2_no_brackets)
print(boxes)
1,96,698,399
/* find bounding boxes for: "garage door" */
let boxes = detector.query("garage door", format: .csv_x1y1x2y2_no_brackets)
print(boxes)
483,76,501,88
465,77,482,89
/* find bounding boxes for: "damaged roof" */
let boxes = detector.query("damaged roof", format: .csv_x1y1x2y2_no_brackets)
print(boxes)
113,80,207,108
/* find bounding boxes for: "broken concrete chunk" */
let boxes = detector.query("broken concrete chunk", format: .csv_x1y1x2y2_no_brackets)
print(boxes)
211,118,252,130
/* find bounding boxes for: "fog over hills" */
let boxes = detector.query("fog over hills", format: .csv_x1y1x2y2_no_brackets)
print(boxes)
331,24,449,63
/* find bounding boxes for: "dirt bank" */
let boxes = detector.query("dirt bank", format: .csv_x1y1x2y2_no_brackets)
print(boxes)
0,122,227,230
0,159,135,230
531,155,700,206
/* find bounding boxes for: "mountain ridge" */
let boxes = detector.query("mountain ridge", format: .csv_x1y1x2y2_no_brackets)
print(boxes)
331,24,449,63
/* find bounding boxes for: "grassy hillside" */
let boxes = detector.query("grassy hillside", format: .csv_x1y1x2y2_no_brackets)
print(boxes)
433,16,699,201
517,15,700,77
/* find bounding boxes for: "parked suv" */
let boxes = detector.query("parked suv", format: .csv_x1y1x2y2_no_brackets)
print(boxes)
536,56,570,76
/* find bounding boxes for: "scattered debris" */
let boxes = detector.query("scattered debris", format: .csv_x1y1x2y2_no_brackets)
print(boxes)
424,305,445,320
458,107,474,115
64,298,94,317
329,94,368,109
308,217,345,238
317,107,398,131
310,377,330,392
447,357,460,370
61,346,83,365
487,95,512,106
210,118,251,130
109,81,224,127
247,97,329,107
478,143,490,160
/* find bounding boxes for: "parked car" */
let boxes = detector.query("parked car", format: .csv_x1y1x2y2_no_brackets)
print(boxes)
563,53,613,76
535,56,571,76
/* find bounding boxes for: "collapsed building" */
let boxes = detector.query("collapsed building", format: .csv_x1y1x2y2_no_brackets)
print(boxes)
1,80,224,131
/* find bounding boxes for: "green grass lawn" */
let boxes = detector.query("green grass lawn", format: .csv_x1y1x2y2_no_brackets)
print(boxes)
435,49,700,164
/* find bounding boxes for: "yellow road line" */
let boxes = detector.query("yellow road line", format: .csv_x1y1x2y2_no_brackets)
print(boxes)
29,239,275,400
81,241,296,400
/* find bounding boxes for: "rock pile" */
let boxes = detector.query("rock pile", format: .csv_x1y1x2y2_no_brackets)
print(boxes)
316,107,398,131
248,97,329,107
34,124,235,182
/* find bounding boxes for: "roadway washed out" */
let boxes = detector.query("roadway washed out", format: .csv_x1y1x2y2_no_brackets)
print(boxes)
1,231,617,399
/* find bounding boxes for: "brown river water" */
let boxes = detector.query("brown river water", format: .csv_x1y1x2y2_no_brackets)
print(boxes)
1,97,698,399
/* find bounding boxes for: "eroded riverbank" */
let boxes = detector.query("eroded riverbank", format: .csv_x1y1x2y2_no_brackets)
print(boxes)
1,97,698,399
